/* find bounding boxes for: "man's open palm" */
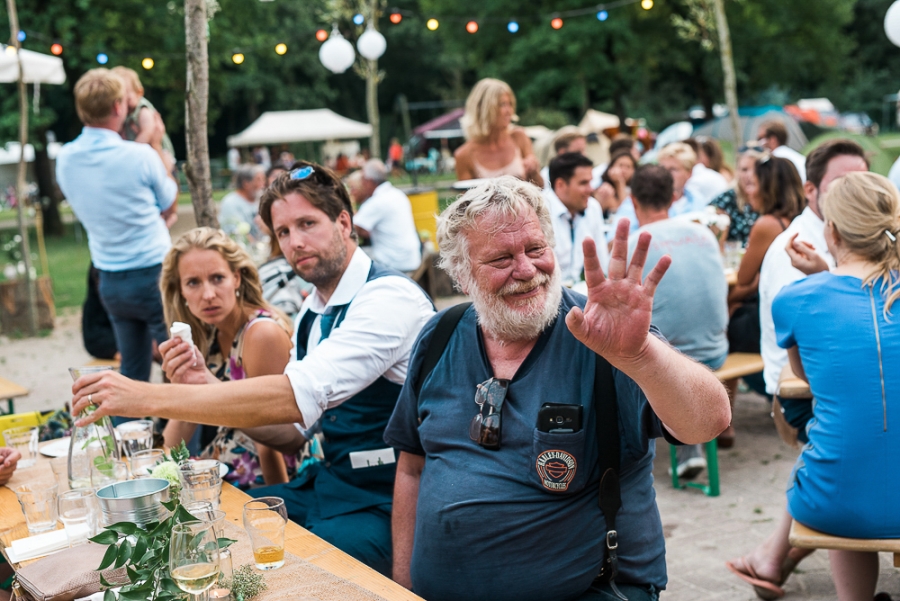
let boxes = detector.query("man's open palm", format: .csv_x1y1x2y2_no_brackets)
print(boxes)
566,219,670,361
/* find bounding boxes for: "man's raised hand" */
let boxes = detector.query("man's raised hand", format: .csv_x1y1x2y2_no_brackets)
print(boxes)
565,218,670,363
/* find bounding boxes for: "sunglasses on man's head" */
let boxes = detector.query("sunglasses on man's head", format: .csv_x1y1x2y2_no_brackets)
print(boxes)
290,165,315,180
469,377,509,450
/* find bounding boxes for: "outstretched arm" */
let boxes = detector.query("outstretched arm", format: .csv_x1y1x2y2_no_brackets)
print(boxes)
392,452,424,589
566,219,731,444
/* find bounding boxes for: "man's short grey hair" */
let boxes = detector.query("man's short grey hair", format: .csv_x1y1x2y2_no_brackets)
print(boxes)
234,164,264,189
361,159,387,184
437,176,555,288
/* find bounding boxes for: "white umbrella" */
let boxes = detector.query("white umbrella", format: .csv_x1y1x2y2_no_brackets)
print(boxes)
0,46,66,84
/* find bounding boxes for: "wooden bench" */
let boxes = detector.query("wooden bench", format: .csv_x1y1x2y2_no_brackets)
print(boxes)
777,363,811,399
670,352,765,497
84,357,121,370
0,377,28,415
789,520,900,567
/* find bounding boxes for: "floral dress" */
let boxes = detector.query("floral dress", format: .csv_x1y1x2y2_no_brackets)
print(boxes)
709,188,759,245
199,309,296,489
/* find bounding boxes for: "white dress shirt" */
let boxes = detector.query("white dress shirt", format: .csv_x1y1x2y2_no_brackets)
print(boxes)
772,145,807,182
888,156,900,192
286,248,435,429
684,163,729,205
353,181,422,272
546,190,611,284
759,207,834,394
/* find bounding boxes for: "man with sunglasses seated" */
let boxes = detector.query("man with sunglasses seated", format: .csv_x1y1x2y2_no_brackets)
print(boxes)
384,176,730,601
69,161,435,577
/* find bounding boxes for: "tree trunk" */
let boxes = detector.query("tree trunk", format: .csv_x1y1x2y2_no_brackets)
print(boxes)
366,59,381,159
34,137,64,237
184,0,218,228
712,0,742,148
7,0,37,336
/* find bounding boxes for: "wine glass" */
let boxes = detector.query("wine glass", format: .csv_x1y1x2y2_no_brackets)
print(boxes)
170,521,220,601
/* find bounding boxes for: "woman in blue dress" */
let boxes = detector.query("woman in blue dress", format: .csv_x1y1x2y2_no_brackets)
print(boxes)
728,171,900,600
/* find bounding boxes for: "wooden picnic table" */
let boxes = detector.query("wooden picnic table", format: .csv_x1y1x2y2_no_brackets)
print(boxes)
0,443,422,601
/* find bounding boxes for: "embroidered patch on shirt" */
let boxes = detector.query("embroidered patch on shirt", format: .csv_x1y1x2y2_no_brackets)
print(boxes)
536,449,577,491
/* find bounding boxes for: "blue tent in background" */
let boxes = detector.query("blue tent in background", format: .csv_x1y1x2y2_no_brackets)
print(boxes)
692,107,808,151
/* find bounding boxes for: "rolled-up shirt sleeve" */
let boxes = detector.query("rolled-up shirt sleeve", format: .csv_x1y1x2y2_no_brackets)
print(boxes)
284,277,434,430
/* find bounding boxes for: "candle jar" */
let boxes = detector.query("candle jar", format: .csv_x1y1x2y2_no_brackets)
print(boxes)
208,547,233,600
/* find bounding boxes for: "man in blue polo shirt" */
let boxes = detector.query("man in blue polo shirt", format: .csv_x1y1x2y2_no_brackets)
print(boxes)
384,176,730,601
56,68,178,384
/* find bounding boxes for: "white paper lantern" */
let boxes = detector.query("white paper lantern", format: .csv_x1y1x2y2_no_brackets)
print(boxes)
886,1,900,47
357,26,387,61
319,28,356,73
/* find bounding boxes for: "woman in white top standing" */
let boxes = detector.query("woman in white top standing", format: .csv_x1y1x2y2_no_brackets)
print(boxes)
454,78,543,187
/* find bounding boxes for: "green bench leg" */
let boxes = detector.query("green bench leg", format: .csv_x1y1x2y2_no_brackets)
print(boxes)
669,439,719,497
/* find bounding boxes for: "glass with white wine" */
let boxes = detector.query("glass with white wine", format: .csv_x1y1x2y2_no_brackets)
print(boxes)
242,497,287,570
170,521,221,601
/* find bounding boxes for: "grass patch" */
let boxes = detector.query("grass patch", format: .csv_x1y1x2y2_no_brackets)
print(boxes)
177,189,229,205
804,132,899,176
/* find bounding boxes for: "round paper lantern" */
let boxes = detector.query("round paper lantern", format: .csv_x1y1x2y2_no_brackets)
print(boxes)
318,28,356,73
886,1,900,47
357,26,387,61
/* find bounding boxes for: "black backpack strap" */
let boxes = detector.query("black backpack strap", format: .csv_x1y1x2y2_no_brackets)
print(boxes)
414,302,472,397
593,353,623,594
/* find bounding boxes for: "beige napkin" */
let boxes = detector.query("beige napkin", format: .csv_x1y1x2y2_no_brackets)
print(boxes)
15,543,128,601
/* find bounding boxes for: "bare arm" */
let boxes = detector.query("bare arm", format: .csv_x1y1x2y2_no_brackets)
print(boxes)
734,216,782,289
566,220,731,444
239,424,306,455
454,144,475,180
512,129,543,187
787,346,807,383
392,452,424,589
163,420,199,449
72,372,302,428
134,107,158,146
241,320,294,484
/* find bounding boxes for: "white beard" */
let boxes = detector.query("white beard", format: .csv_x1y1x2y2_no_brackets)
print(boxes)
469,266,563,344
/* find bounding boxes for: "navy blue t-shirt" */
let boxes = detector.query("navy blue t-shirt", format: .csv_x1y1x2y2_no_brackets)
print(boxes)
384,288,669,601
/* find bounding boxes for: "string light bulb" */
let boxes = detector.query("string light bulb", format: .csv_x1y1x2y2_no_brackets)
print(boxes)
352,13,364,25
232,52,245,65
141,57,154,70
597,10,609,21
50,43,63,55
641,0,653,9
4,46,16,56
389,12,402,24
275,43,287,55
507,21,519,33
426,18,439,31
466,21,478,34
316,29,328,42
96,53,109,64
551,17,563,29
16,31,25,42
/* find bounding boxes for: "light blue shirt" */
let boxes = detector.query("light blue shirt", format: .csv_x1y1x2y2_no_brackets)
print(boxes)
56,127,177,271
614,188,703,236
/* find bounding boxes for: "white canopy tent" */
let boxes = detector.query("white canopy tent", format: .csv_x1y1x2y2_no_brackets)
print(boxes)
227,109,373,147
0,46,66,84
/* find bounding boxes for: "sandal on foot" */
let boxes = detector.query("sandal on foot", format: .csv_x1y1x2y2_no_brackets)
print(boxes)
726,557,785,600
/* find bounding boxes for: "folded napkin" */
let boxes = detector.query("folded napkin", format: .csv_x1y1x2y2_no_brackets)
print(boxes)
8,528,69,563
16,543,128,601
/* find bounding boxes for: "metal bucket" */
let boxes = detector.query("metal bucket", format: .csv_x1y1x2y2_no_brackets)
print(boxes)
95,478,171,527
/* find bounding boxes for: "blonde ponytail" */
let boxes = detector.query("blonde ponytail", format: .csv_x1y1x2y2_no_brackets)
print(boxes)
820,172,900,316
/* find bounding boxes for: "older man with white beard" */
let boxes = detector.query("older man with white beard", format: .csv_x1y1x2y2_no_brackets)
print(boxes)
384,176,730,601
